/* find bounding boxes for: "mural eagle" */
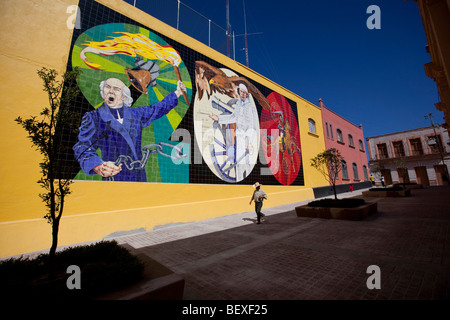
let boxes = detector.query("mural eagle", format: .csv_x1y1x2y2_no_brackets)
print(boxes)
194,61,272,111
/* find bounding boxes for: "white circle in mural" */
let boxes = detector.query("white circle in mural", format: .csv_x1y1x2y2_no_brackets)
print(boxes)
193,61,260,183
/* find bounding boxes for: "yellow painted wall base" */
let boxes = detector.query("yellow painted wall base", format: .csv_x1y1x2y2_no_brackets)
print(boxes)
0,183,314,258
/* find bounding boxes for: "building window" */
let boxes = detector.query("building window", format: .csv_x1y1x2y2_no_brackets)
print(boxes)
308,118,316,134
377,143,389,159
341,160,348,179
359,139,365,151
392,141,405,157
352,162,359,180
409,138,423,155
329,124,334,140
363,165,369,181
337,129,344,144
325,122,330,138
427,135,443,154
348,134,354,148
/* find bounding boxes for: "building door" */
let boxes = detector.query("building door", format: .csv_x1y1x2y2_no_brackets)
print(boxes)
414,166,429,186
397,167,410,183
381,169,392,186
434,165,449,185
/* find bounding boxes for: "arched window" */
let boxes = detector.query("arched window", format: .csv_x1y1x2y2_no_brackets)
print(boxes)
308,118,316,134
341,160,348,179
352,162,359,180
359,139,365,151
363,165,369,181
348,134,354,147
337,129,344,143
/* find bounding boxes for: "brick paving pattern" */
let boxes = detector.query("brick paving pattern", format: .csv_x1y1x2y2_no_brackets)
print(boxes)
113,186,450,300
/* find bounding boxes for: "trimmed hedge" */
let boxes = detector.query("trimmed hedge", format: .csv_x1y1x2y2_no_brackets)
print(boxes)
0,240,144,300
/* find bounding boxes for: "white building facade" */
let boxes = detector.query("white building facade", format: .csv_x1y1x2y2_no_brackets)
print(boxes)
366,126,450,186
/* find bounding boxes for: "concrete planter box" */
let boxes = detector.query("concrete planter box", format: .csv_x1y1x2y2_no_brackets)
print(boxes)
97,244,184,300
362,188,411,197
295,201,377,221
394,183,423,190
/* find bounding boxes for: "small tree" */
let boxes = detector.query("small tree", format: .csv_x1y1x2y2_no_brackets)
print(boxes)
369,162,384,181
310,148,343,200
15,67,81,258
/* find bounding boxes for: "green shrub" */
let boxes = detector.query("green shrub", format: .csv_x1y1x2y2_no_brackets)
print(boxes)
0,240,144,300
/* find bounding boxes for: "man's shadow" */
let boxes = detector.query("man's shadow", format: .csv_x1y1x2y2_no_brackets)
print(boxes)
242,218,268,223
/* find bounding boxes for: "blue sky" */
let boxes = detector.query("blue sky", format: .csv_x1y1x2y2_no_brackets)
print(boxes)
124,0,442,139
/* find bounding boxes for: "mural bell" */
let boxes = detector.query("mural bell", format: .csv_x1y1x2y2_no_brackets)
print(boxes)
126,68,152,94
125,57,160,94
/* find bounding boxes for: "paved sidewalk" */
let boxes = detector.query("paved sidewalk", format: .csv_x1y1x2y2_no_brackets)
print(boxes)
111,186,450,300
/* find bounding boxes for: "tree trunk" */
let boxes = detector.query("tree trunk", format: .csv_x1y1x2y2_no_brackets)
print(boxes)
49,217,60,258
332,183,338,201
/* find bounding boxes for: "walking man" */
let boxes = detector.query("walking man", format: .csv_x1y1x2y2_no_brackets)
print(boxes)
249,182,267,224
370,174,375,186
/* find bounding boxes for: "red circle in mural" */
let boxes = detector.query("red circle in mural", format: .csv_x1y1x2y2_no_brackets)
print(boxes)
260,93,302,185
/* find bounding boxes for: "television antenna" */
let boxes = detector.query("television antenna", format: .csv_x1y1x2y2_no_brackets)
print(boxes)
232,0,263,67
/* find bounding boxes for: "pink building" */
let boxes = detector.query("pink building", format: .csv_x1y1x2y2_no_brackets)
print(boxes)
319,99,370,186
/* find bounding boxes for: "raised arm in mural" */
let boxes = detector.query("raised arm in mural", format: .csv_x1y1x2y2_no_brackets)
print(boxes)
73,78,186,182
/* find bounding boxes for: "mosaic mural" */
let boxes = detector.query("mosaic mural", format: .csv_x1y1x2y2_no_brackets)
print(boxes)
65,0,304,186
193,62,261,183
71,23,191,183
260,92,302,185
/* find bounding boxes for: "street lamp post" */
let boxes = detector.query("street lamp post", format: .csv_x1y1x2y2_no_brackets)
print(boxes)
425,113,449,182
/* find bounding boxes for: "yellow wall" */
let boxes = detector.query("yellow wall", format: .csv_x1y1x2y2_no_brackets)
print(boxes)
0,0,326,258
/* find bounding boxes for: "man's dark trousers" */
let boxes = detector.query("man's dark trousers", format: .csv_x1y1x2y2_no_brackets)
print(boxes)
255,201,263,223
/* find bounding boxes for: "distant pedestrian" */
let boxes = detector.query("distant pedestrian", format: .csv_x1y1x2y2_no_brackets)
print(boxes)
381,176,385,187
370,174,375,186
349,184,354,192
249,182,267,224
